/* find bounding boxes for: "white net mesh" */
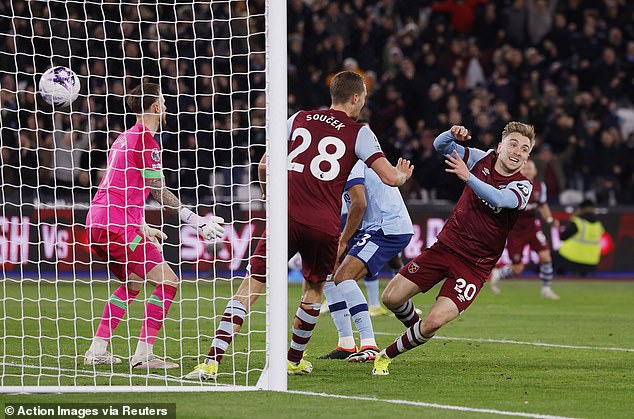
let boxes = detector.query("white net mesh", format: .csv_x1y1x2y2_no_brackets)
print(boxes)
0,0,269,390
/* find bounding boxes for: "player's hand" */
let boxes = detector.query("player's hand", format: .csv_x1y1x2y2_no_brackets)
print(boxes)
333,240,349,273
450,125,471,142
197,216,225,240
444,150,471,182
142,225,167,252
396,158,414,183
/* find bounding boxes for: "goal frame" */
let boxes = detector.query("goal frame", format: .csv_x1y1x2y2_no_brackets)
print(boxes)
0,0,287,394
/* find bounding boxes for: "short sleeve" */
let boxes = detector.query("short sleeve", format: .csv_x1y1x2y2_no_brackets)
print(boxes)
142,136,162,179
287,111,300,141
354,126,384,166
507,180,533,210
345,160,365,191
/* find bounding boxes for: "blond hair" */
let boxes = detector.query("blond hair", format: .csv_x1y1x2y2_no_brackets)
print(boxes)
501,121,535,147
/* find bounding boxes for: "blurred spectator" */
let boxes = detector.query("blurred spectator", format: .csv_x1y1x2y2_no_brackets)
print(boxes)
555,199,605,275
0,2,265,206
285,0,634,205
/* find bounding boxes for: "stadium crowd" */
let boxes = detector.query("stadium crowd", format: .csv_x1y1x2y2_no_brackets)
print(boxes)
1,0,633,206
0,1,266,205
288,0,634,205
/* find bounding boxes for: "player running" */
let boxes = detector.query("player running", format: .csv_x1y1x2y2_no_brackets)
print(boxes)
489,159,560,299
320,159,413,361
373,123,534,376
185,71,413,380
84,83,224,369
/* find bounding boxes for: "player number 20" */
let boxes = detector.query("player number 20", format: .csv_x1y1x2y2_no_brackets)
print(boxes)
288,128,346,181
454,278,477,301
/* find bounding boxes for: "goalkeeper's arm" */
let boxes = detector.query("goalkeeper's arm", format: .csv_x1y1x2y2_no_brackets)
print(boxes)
146,176,224,240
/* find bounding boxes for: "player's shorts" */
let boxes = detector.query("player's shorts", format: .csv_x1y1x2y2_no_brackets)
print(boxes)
347,229,413,278
399,241,487,313
89,226,164,281
249,218,338,284
507,226,549,264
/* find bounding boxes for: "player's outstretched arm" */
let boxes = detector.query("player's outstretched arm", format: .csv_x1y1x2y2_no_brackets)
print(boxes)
434,126,488,170
444,150,531,209
147,177,224,240
369,157,413,187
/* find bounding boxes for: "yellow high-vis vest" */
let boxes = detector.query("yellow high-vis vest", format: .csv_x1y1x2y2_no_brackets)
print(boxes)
559,216,604,265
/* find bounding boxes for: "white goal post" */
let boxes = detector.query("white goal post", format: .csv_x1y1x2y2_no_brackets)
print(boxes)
0,0,287,393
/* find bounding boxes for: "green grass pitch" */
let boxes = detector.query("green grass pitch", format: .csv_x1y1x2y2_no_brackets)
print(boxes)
1,278,633,418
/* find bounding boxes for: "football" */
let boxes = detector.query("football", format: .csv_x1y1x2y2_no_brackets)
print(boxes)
39,66,80,107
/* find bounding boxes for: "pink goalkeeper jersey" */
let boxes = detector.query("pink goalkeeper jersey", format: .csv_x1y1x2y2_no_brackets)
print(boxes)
86,123,162,232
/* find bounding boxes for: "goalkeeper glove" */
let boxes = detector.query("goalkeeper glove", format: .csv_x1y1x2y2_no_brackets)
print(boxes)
180,208,225,240
142,224,167,252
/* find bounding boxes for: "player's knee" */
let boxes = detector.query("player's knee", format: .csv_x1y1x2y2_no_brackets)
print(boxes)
381,288,403,309
422,314,447,334
511,264,524,275
147,263,180,287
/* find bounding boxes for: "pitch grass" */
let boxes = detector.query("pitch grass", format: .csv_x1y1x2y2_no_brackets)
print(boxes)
1,279,633,418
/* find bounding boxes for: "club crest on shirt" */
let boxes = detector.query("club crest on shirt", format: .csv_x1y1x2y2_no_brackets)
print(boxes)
408,261,420,274
151,148,160,162
481,167,490,176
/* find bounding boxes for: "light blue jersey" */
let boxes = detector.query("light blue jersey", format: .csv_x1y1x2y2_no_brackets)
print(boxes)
343,160,414,236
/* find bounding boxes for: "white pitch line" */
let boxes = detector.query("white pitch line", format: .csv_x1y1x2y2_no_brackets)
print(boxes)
1,363,588,418
288,390,586,419
0,362,216,386
373,332,634,352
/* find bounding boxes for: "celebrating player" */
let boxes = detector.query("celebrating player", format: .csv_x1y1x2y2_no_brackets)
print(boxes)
489,159,560,299
372,123,534,375
320,159,413,361
185,71,413,380
84,82,224,369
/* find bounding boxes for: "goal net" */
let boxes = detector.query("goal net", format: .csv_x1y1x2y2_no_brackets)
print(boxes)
0,0,287,392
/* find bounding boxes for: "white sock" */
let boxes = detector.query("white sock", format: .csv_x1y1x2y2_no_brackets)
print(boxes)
360,337,377,348
364,277,380,307
338,280,376,346
499,265,513,279
89,337,108,355
337,336,356,349
323,280,354,341
134,341,153,359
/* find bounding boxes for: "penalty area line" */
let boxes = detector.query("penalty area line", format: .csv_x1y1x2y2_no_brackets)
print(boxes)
287,390,586,419
373,332,634,352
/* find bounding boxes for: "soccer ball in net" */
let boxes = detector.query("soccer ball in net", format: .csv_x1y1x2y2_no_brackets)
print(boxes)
39,66,80,107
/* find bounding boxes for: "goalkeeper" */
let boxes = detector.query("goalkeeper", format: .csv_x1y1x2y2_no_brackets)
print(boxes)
84,82,224,369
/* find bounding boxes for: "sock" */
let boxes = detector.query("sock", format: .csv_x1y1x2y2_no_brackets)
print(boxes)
323,281,355,349
288,302,320,363
498,265,513,280
539,262,554,287
364,275,380,308
338,280,376,348
391,300,420,327
207,300,247,363
93,286,140,353
385,320,431,359
139,284,178,346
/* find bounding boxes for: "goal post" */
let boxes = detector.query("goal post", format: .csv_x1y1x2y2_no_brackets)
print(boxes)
0,0,287,393
259,0,288,392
